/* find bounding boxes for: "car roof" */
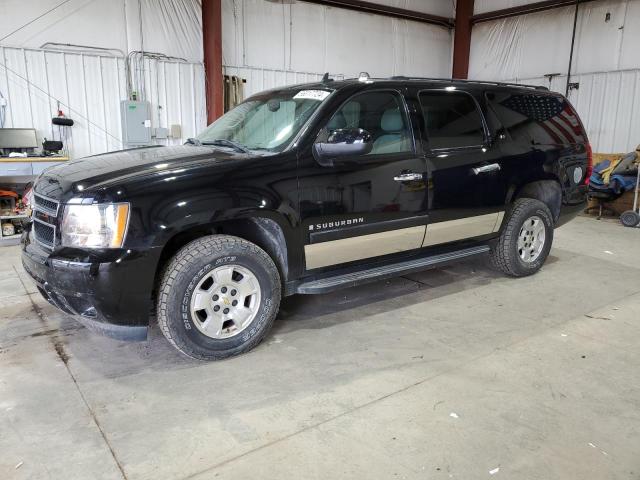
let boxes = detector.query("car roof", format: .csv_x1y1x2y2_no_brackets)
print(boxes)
271,76,550,95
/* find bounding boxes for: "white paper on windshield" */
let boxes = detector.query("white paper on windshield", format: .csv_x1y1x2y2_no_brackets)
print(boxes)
293,90,330,101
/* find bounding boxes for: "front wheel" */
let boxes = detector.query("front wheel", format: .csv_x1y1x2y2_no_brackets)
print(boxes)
157,235,281,360
490,198,554,277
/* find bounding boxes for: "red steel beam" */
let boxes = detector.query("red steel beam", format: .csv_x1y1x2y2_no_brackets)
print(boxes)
301,0,454,28
202,0,224,124
472,0,595,24
452,0,474,79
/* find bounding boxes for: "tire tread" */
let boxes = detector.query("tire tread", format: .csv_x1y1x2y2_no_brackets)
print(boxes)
490,198,553,277
157,235,281,360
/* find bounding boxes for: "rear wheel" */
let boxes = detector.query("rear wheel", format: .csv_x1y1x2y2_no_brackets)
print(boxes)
157,235,281,360
490,198,554,277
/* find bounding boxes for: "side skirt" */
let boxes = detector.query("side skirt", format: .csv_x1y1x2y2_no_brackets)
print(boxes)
292,244,490,295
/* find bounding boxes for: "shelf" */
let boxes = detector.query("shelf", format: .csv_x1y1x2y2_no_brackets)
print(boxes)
0,156,69,163
0,214,29,220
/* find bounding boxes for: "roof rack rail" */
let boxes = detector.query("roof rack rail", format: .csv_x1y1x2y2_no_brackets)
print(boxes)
388,76,548,91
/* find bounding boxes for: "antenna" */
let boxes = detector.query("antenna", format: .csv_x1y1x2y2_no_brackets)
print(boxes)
321,72,333,83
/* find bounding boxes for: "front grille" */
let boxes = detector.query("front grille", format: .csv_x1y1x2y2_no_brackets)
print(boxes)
32,190,60,250
33,193,60,217
33,218,56,250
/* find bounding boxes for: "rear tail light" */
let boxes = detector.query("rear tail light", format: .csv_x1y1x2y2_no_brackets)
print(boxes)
584,143,593,185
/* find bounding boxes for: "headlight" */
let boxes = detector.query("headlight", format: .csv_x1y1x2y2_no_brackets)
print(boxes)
61,203,130,248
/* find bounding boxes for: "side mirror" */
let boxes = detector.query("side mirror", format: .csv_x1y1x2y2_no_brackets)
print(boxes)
313,128,373,166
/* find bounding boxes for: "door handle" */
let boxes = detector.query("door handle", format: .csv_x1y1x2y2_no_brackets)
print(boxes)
393,172,423,182
472,163,501,175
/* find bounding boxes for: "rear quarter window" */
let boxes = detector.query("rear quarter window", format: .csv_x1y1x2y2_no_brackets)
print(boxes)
487,91,586,145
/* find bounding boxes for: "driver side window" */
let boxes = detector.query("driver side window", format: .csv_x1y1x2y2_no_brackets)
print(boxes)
326,91,413,156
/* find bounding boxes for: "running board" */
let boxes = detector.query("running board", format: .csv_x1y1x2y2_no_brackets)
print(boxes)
295,245,490,294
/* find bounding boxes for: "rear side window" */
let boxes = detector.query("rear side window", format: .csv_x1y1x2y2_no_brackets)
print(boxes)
487,91,586,145
419,91,486,149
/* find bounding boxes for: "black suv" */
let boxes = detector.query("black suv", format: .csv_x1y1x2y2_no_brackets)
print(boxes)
22,76,591,360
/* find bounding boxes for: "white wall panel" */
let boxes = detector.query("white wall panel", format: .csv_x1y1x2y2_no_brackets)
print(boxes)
469,0,640,80
469,6,575,81
0,0,203,62
368,0,454,17
0,46,206,160
474,0,540,15
222,0,453,80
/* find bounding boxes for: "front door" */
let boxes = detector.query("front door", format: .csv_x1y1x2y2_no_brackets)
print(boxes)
297,89,429,271
414,88,507,247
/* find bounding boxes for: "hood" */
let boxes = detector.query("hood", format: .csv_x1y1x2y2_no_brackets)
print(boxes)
34,145,242,199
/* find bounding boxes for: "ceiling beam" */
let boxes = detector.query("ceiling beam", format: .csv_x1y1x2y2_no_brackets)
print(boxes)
301,0,454,29
472,0,596,24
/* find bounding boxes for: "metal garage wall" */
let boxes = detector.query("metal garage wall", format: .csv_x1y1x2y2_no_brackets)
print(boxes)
473,0,542,14
0,46,206,159
0,0,206,159
222,0,454,87
501,69,640,153
468,0,640,152
0,0,203,63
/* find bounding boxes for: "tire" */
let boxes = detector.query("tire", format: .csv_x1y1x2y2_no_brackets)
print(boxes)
157,235,281,360
620,210,640,227
490,198,554,277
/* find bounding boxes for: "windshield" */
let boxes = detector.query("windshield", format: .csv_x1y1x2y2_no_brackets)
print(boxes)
195,88,333,153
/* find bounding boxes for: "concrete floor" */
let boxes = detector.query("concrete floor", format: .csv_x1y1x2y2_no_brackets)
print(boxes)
1,216,639,480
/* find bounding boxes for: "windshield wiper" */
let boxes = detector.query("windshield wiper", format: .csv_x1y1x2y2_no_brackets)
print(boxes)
185,137,202,146
202,139,251,154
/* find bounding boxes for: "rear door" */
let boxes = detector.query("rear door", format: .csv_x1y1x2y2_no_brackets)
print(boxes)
298,88,429,271
414,88,506,247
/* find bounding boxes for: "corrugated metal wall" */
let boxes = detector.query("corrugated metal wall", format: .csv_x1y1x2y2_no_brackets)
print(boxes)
505,69,640,153
222,0,453,80
0,46,206,159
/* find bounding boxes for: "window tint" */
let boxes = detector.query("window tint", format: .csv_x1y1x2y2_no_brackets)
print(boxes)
487,91,586,145
326,91,412,155
419,92,485,149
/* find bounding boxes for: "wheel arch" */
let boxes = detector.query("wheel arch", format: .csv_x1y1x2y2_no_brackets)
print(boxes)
507,178,563,223
152,216,291,294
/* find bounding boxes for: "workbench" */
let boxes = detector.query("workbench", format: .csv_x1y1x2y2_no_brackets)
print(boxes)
0,156,69,177
0,157,68,246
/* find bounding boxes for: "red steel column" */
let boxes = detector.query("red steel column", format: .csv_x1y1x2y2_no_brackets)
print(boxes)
452,0,474,79
203,0,224,124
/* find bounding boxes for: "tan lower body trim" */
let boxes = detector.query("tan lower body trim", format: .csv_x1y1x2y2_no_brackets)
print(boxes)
422,212,504,247
305,226,425,270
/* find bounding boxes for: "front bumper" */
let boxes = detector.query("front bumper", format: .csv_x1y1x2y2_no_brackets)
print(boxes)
21,231,161,342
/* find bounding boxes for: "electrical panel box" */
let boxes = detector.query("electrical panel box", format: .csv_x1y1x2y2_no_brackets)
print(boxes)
154,127,168,140
120,100,151,146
